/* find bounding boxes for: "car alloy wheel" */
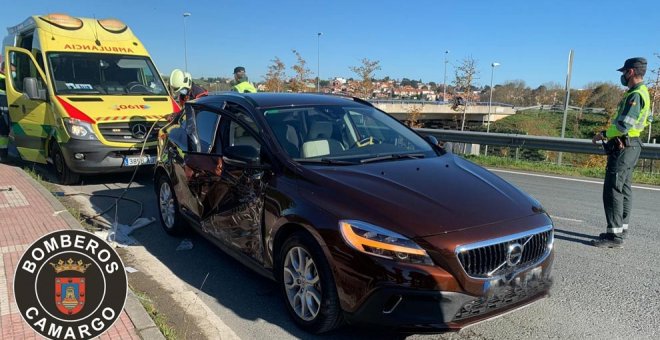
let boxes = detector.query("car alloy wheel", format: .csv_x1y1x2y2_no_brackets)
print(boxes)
283,246,322,321
156,175,185,235
159,181,176,230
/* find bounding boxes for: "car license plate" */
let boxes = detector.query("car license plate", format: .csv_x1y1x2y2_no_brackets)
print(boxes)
123,155,155,166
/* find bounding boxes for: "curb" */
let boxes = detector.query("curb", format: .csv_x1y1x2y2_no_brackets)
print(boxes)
17,167,166,340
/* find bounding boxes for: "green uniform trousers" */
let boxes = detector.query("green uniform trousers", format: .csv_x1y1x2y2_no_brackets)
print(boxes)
602,138,642,236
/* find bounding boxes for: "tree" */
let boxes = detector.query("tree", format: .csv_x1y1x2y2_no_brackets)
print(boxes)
349,58,381,98
289,50,312,93
405,105,423,128
571,87,593,134
453,56,479,130
263,57,287,92
645,54,660,141
586,82,623,114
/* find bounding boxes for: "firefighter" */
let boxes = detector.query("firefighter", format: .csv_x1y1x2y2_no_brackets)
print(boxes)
169,69,208,107
591,57,651,248
0,60,11,162
231,66,256,93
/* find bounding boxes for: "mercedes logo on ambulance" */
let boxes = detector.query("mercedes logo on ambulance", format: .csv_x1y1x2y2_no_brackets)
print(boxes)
131,123,148,139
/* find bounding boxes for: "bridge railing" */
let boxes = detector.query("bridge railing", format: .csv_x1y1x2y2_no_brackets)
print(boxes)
415,128,660,160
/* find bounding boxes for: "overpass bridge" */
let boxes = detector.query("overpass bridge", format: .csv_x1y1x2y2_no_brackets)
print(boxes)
369,100,516,129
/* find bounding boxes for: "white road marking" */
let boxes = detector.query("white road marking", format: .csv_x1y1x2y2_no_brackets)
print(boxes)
550,215,584,223
489,169,660,192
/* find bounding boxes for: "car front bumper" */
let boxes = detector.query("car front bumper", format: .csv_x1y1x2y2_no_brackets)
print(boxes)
344,269,552,330
59,139,157,174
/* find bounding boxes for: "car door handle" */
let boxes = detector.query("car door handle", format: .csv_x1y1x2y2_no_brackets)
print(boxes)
9,104,19,108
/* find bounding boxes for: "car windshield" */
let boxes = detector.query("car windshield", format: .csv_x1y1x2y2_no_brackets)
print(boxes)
47,52,168,96
261,105,437,164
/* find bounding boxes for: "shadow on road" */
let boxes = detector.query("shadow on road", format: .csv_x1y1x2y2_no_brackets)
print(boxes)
554,229,598,246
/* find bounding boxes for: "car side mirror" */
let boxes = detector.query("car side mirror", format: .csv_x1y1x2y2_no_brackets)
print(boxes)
425,135,439,146
23,77,47,101
425,135,452,154
223,145,265,168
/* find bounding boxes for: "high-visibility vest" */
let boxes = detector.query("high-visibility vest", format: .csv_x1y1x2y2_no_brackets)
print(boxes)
232,81,257,93
607,84,650,138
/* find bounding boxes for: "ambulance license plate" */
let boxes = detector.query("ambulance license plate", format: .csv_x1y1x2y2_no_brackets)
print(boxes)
123,155,155,166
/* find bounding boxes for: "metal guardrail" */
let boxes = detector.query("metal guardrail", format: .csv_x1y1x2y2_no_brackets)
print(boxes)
369,99,515,107
415,129,660,160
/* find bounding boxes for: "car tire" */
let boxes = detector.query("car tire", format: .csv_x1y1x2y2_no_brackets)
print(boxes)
51,142,80,185
156,174,186,236
278,231,344,333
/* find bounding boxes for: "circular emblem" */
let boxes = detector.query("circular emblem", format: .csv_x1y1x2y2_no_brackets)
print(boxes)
131,123,148,139
14,230,127,340
506,243,523,267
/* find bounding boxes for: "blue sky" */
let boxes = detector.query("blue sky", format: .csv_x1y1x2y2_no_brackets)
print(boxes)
2,0,659,88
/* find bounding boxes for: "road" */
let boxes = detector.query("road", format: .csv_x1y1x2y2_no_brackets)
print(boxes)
32,163,660,339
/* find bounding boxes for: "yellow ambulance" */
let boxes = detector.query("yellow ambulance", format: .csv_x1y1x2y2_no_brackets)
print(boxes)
3,13,179,183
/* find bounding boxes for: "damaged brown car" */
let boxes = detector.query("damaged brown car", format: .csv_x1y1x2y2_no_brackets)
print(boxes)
154,93,554,333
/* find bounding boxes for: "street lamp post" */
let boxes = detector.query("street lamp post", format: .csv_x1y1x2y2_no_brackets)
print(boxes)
443,50,449,102
317,32,322,92
485,62,500,156
183,12,191,72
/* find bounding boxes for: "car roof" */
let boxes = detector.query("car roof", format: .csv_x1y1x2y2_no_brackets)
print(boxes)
192,92,372,110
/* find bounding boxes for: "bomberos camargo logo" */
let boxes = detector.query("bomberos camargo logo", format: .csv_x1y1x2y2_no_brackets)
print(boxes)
14,230,127,340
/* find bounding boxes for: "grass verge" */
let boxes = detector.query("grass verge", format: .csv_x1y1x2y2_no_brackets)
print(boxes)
131,286,178,340
466,155,660,186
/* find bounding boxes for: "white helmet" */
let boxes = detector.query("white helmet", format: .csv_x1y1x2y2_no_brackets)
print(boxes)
169,69,191,92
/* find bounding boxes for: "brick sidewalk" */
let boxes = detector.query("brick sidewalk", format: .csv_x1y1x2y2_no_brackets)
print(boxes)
0,164,140,339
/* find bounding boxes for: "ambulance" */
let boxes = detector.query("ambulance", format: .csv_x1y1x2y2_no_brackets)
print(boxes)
2,13,179,183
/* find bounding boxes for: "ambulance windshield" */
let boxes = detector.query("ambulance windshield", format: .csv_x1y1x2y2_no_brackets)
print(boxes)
47,52,168,96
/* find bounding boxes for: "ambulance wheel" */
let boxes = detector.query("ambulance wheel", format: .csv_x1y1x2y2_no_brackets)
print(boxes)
52,143,80,185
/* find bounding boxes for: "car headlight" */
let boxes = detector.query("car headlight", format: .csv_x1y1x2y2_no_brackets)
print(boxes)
63,118,98,140
339,220,433,265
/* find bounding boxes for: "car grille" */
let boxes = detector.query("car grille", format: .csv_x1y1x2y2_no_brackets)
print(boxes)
455,226,553,279
453,277,551,321
97,121,165,143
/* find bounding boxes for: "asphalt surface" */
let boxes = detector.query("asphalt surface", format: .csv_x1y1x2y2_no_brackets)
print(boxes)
30,163,660,339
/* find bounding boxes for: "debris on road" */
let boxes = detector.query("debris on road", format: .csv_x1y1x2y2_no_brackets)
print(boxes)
176,239,193,251
125,266,139,273
103,216,156,247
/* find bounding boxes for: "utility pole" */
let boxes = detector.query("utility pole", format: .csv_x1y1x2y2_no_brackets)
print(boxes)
558,49,574,165
317,32,322,92
485,62,500,156
183,12,191,72
443,50,449,102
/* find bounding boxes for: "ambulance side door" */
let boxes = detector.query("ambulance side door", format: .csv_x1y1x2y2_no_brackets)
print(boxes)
4,47,50,163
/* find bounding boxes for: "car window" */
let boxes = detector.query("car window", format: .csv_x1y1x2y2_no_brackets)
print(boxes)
261,105,435,162
227,119,261,153
186,108,220,153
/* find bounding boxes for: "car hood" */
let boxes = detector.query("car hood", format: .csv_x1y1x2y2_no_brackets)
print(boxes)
299,154,541,238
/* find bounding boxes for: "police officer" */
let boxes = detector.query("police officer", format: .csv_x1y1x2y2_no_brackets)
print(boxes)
231,66,257,93
591,57,651,248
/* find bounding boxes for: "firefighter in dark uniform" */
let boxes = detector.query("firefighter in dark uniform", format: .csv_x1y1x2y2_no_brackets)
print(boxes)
591,57,651,248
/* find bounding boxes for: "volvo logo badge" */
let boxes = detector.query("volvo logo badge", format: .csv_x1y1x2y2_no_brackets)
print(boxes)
131,123,148,139
506,243,523,266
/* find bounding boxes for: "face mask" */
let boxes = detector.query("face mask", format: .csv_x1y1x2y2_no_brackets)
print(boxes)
11,71,16,79
620,72,629,86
